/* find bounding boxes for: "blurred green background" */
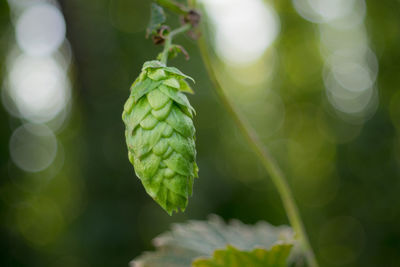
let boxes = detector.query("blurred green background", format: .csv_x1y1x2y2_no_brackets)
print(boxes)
1,0,400,266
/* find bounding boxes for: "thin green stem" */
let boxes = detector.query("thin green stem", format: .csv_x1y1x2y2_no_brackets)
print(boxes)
160,24,191,65
197,38,319,267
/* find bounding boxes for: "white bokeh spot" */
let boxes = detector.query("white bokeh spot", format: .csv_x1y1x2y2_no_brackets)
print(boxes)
9,124,58,173
202,0,280,65
7,54,71,123
16,3,66,56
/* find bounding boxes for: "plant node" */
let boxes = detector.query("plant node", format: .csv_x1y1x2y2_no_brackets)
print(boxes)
151,25,170,45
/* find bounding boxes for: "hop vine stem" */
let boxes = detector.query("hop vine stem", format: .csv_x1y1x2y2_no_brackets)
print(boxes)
160,24,192,65
197,38,319,267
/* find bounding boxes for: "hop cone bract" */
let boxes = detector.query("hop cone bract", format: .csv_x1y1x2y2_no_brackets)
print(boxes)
122,60,198,215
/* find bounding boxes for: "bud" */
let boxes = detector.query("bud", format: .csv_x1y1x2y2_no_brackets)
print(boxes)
122,60,198,215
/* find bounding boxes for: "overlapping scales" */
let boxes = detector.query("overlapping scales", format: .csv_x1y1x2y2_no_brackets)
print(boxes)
122,60,198,215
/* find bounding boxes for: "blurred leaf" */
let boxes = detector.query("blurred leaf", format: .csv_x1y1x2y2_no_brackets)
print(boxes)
142,60,195,83
163,66,195,83
167,44,190,61
130,215,294,267
179,80,194,94
131,79,163,103
143,60,167,70
147,3,166,36
192,243,293,267
156,0,188,15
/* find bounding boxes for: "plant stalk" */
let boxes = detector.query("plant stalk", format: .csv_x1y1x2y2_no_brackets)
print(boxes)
160,24,191,65
197,38,319,267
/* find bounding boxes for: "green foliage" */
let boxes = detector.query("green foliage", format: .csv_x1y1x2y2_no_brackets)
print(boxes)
156,0,188,15
131,215,295,267
147,3,166,36
122,60,198,215
192,244,293,267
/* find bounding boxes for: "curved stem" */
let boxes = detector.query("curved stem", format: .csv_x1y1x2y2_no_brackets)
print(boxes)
197,38,319,267
160,24,191,65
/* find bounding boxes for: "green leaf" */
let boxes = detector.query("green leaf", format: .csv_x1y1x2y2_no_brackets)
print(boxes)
159,85,196,115
131,79,163,103
165,105,195,138
163,66,195,83
131,122,166,158
155,0,188,15
151,100,173,120
134,153,161,179
147,89,171,110
124,97,152,134
164,152,193,176
148,69,168,81
162,174,189,197
147,3,166,36
141,61,195,84
168,132,195,161
142,60,166,71
192,244,293,267
130,215,295,267
179,79,194,94
163,77,181,89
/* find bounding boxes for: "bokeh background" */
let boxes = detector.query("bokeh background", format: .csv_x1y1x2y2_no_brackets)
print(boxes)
1,0,399,266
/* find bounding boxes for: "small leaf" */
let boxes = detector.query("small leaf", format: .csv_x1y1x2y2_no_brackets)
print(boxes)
148,69,168,81
164,152,193,176
179,80,194,94
163,77,181,89
168,132,195,161
141,60,195,83
165,105,195,138
192,244,293,267
124,97,152,133
131,79,163,103
159,85,196,115
142,60,166,71
131,122,166,158
130,215,295,267
163,66,195,83
147,3,166,36
147,89,171,110
167,44,190,61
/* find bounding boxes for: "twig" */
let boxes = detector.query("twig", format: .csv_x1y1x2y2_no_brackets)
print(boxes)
197,37,319,267
160,24,191,64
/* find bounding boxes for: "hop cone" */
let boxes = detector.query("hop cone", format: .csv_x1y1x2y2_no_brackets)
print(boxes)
122,60,198,215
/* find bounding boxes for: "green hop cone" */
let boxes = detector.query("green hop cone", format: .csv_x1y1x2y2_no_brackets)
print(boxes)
122,60,198,215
